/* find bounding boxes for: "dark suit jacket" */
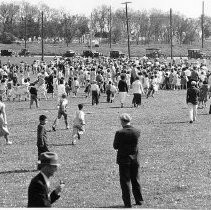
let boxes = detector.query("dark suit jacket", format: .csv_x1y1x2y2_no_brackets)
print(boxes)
113,125,140,165
28,172,60,207
37,124,49,155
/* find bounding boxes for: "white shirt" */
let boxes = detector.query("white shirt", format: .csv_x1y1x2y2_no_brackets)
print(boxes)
40,171,50,188
91,84,100,92
132,80,144,94
73,110,85,126
57,84,66,96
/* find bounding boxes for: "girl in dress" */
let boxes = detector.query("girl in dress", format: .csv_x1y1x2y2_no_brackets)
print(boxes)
0,95,11,144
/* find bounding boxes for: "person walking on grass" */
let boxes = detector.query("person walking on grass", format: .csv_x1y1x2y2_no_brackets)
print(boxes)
186,81,200,123
113,113,143,208
0,95,11,145
28,152,64,207
72,104,85,145
90,80,100,105
52,94,69,131
118,74,128,108
29,83,39,108
131,77,144,108
37,115,50,169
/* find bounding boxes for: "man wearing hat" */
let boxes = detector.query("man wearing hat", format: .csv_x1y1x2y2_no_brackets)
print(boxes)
28,152,63,207
186,81,200,123
113,113,143,208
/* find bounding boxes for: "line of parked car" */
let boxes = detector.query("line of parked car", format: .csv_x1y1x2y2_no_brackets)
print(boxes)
0,48,30,57
63,50,125,59
1,47,209,59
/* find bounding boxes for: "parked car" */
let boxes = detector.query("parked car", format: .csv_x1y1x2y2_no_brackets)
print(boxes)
82,50,102,58
19,48,30,56
1,49,13,56
63,50,75,57
110,50,125,59
145,48,163,58
188,49,206,59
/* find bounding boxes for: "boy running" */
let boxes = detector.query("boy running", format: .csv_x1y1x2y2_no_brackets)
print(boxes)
72,104,85,145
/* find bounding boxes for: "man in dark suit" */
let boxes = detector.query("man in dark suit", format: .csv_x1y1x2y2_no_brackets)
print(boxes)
28,152,64,207
113,113,143,208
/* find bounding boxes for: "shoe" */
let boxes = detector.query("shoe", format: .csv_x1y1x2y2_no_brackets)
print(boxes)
124,205,132,208
6,141,12,145
52,126,56,131
135,201,143,205
189,121,193,123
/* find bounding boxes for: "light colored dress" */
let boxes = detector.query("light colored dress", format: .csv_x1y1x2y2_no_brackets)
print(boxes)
0,102,9,137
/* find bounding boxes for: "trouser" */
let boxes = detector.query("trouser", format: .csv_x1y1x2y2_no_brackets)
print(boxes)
30,95,39,107
187,103,198,121
106,90,111,102
53,111,68,127
119,163,143,207
92,91,99,105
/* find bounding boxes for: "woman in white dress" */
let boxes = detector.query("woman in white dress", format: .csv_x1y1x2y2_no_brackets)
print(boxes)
0,96,11,144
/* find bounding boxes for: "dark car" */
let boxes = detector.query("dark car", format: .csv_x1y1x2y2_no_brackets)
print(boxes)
63,50,75,57
188,49,206,59
19,48,30,56
1,49,13,56
145,48,163,59
110,50,125,59
82,50,102,58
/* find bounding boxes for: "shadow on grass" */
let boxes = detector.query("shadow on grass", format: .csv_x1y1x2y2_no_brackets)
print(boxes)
110,106,133,109
160,121,187,124
0,169,37,175
50,143,73,146
38,108,57,111
100,205,124,208
198,113,209,115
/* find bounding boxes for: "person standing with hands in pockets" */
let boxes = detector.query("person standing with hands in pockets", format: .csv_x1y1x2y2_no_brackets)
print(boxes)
28,152,64,207
113,113,143,208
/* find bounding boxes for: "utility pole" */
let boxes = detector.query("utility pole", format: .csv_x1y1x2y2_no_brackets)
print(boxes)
122,1,132,58
170,8,173,60
201,1,204,48
41,11,44,61
24,16,27,49
90,13,93,50
109,6,112,49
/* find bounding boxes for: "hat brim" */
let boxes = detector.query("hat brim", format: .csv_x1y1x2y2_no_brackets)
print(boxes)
38,162,60,167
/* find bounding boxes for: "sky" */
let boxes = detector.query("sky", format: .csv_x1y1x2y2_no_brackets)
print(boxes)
3,0,211,18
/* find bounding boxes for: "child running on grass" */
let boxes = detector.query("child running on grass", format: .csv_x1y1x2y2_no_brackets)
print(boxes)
52,93,69,131
72,104,85,145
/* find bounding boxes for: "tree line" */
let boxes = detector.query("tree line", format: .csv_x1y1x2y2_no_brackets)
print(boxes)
0,1,211,46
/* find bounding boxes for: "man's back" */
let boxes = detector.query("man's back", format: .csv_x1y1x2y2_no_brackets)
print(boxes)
113,125,140,164
187,86,200,105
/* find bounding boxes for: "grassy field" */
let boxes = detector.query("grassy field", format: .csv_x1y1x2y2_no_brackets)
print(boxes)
1,39,211,58
1,83,211,208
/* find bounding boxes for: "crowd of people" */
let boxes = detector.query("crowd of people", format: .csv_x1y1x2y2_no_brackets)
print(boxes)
0,56,210,108
0,54,211,207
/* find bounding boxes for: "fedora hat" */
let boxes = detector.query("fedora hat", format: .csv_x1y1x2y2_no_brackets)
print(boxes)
38,152,60,167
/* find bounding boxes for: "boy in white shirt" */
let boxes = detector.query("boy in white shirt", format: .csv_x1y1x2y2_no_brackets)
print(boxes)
72,104,85,145
52,93,69,131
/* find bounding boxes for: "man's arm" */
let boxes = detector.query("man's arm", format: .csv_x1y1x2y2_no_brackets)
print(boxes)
113,131,120,150
186,89,189,104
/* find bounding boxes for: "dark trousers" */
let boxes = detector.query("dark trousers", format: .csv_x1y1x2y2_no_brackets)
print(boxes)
119,163,143,207
106,90,111,102
92,91,99,105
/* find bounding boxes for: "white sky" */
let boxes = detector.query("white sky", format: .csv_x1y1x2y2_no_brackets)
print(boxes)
2,0,211,18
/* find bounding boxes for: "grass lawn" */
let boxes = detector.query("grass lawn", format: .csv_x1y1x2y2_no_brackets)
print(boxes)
1,84,211,208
